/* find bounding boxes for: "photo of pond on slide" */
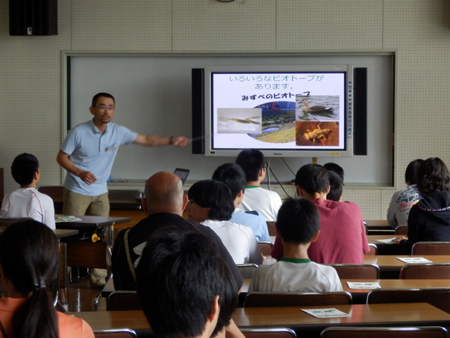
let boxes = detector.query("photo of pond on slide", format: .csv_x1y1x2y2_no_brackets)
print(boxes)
248,101,296,143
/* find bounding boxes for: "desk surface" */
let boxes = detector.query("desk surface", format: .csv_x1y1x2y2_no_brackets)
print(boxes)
342,279,450,293
367,235,397,244
0,226,79,239
54,229,79,238
55,215,131,229
364,255,450,271
71,303,450,333
365,220,389,228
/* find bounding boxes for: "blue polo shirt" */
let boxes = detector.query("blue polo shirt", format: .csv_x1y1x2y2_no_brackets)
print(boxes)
61,119,137,196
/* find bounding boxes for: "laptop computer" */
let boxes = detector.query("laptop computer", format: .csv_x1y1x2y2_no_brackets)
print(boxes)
174,168,190,184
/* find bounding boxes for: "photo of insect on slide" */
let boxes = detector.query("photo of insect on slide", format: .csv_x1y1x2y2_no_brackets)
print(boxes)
296,121,339,146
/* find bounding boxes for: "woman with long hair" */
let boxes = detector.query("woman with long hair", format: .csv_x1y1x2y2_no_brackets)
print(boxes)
0,220,94,338
394,157,450,253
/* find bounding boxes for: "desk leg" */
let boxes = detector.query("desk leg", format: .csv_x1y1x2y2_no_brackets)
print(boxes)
105,222,115,281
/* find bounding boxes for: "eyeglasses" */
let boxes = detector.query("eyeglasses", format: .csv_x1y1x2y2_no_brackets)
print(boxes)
97,104,115,110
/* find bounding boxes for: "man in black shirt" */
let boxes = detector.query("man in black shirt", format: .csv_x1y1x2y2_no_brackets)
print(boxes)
112,171,243,291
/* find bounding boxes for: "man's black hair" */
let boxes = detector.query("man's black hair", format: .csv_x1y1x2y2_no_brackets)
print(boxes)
188,180,235,221
295,164,329,195
212,163,246,199
327,170,343,202
276,197,320,244
235,149,265,182
323,162,344,182
136,227,238,338
11,153,39,186
91,92,115,107
405,159,424,185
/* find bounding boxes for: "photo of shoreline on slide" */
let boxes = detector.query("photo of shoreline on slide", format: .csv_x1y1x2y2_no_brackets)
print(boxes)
296,95,339,121
247,101,296,143
217,108,262,134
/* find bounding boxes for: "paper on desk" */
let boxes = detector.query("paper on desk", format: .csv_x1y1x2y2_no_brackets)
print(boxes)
376,237,397,244
346,282,381,289
397,257,432,263
302,308,351,318
55,215,82,223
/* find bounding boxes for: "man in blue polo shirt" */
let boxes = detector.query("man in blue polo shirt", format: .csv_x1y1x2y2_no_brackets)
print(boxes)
57,92,189,217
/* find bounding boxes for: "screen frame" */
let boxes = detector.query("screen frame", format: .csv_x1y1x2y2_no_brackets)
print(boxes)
204,64,354,158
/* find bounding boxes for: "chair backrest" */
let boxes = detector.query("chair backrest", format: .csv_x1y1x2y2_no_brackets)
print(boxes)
107,291,142,311
244,291,352,308
400,263,450,279
395,225,408,235
237,263,258,279
94,329,137,338
0,217,32,227
321,326,448,338
241,327,297,338
367,288,450,313
38,186,64,200
365,243,378,256
258,241,273,256
266,222,276,236
38,186,64,213
412,242,450,255
329,264,380,279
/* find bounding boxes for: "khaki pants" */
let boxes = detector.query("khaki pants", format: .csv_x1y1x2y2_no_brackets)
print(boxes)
63,188,110,217
62,188,109,285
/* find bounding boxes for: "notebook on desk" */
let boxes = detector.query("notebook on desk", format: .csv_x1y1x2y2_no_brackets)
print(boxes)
174,168,190,184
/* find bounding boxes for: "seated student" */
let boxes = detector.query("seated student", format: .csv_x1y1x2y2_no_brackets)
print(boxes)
1,153,55,230
212,163,270,242
0,220,94,338
235,149,282,222
394,157,450,253
387,159,423,229
249,197,342,292
112,172,242,292
327,170,343,202
187,180,263,265
136,227,239,338
323,162,345,182
272,164,369,263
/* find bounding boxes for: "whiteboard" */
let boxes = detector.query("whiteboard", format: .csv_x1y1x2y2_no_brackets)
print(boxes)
67,53,394,185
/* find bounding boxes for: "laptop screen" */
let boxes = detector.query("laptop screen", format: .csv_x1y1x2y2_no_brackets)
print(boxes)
174,168,190,184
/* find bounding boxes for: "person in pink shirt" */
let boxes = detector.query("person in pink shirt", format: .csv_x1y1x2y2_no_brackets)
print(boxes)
272,164,369,263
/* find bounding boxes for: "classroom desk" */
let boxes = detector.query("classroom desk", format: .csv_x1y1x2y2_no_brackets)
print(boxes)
0,226,79,239
367,235,402,255
365,220,394,235
71,303,450,337
57,215,131,279
55,229,80,238
341,279,450,303
364,255,450,278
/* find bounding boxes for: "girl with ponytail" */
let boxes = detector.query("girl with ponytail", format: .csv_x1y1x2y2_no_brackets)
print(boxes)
0,220,94,338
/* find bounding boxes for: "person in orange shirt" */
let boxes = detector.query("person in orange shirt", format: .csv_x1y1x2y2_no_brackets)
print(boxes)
0,220,94,338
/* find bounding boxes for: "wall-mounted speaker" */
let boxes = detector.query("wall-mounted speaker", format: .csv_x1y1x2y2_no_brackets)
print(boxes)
9,0,58,36
353,67,368,156
192,68,205,154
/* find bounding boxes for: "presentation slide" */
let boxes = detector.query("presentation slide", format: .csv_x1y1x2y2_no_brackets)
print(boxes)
211,71,346,151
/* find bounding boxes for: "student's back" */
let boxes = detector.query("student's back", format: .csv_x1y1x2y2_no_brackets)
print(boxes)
251,197,342,293
249,259,342,292
0,153,55,230
308,198,368,264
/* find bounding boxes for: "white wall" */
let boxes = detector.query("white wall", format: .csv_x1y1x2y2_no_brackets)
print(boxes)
2,0,450,220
